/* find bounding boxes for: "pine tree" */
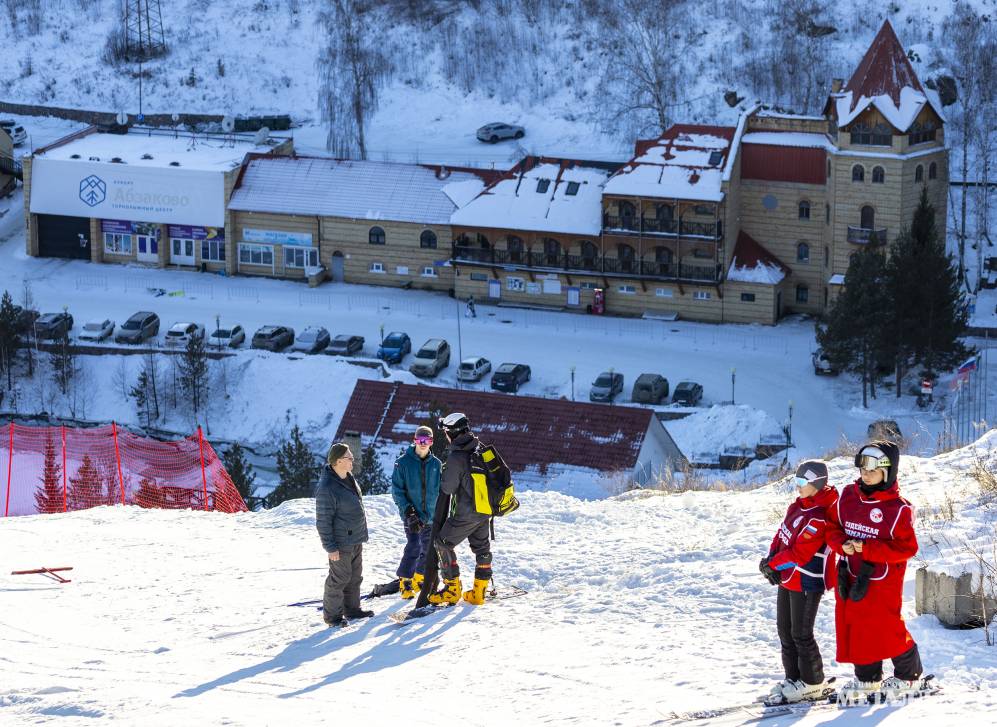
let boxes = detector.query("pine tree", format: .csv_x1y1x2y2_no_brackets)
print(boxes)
267,425,319,507
0,290,19,390
130,368,151,426
179,334,209,414
50,328,75,395
223,442,259,510
33,433,63,514
67,455,103,511
355,444,389,495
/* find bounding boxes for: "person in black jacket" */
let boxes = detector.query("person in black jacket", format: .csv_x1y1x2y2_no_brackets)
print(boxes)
315,442,373,628
428,413,492,606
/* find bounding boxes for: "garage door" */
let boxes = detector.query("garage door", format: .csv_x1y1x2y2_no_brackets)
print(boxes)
37,214,91,260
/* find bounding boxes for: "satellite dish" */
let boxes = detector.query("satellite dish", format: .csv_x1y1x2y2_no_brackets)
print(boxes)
171,113,180,124
221,116,235,133
116,110,128,126
253,126,270,145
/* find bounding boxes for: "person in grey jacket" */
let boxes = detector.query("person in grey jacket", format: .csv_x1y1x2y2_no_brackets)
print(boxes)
315,442,373,628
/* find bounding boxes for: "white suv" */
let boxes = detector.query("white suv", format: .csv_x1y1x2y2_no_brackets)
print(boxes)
164,322,205,347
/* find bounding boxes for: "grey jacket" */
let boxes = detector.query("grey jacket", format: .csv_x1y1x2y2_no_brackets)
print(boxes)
315,466,369,553
440,432,487,520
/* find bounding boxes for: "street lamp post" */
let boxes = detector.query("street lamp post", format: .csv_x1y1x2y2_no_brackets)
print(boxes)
570,366,576,402
785,399,794,463
731,367,736,405
215,313,221,352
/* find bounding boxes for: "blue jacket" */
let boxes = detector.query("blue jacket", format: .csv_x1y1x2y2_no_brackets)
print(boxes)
391,446,441,523
315,466,368,553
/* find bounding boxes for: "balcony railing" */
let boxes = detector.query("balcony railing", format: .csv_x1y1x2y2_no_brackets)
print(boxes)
847,226,888,245
602,214,721,239
452,244,719,282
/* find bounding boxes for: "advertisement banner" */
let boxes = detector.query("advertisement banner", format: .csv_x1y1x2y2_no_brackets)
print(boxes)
242,228,313,246
100,219,161,239
167,224,225,241
30,158,225,226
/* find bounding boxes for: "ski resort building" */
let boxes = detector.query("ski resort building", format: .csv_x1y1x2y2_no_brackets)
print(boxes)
0,128,17,198
22,126,292,269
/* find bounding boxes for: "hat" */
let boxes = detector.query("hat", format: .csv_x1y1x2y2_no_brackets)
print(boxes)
414,425,434,439
439,412,470,438
854,440,900,486
326,441,351,466
794,460,828,490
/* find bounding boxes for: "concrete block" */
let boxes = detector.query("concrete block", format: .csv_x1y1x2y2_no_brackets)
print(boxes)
915,566,997,628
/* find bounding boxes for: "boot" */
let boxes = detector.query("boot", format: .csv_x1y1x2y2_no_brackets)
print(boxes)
880,675,931,701
462,578,490,606
399,577,416,600
344,607,373,619
409,572,424,598
428,577,462,605
779,679,835,704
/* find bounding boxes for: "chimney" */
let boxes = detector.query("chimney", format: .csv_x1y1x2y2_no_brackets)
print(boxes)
831,78,844,93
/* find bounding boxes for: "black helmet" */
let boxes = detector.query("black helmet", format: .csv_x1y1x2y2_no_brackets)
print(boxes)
439,412,469,438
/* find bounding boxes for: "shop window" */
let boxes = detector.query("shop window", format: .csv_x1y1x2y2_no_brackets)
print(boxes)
851,164,864,182
796,285,809,304
284,247,318,269
420,230,437,249
201,239,225,262
872,166,885,184
238,243,273,266
798,200,811,219
369,226,386,245
104,233,132,255
797,242,810,263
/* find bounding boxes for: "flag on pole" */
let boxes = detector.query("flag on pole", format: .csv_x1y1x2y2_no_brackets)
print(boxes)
957,355,978,375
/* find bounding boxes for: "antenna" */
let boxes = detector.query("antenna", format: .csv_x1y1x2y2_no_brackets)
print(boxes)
221,116,235,133
123,0,167,61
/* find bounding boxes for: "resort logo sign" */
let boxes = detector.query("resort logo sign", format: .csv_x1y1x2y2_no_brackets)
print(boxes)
79,175,106,207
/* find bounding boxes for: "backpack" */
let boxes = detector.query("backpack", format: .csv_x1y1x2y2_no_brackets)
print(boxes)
470,443,519,517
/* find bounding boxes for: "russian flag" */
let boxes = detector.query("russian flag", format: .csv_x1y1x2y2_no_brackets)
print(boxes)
803,524,818,535
957,356,978,375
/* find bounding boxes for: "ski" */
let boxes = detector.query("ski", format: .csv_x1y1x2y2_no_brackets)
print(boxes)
835,674,940,707
670,679,837,723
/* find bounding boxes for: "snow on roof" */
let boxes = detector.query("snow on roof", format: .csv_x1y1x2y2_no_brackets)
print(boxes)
606,124,735,202
449,158,613,236
37,128,272,172
726,230,791,285
228,157,484,225
442,178,486,209
723,105,759,182
741,132,832,150
831,20,943,132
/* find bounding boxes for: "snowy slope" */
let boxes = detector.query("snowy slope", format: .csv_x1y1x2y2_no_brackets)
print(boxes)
2,438,997,725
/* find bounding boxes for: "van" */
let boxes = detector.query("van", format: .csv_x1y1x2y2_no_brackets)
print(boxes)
632,373,669,404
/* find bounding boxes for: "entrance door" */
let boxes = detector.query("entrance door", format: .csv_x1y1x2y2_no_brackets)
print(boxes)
567,287,580,306
331,251,345,282
137,235,159,263
171,238,195,266
488,279,501,300
36,214,90,259
776,291,783,320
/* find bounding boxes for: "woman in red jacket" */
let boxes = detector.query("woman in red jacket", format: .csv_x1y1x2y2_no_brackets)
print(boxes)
759,460,839,704
825,441,928,703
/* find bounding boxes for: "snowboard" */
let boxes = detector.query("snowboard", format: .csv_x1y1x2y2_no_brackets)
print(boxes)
388,584,528,625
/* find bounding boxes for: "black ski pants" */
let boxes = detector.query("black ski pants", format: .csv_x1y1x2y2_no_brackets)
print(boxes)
323,543,363,620
776,587,825,684
854,644,923,682
435,514,491,581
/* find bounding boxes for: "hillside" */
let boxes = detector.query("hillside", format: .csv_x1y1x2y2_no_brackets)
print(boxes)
1,433,996,725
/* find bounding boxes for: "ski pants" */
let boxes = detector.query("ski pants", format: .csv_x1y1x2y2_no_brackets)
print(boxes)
776,587,825,685
323,543,363,620
854,643,923,682
435,514,491,581
396,525,433,579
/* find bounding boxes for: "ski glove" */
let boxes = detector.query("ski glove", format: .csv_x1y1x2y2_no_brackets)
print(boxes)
759,558,781,586
405,506,423,534
849,561,876,602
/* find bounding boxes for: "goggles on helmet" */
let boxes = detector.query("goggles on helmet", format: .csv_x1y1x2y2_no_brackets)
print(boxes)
856,453,890,471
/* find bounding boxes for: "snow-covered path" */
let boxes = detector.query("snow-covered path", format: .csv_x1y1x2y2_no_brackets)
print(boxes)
3,442,995,725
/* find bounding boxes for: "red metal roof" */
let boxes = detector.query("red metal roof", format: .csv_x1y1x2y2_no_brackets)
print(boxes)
740,143,826,185
843,20,924,112
731,230,792,275
335,380,655,476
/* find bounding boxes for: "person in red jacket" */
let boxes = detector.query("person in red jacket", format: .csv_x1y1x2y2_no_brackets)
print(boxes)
759,460,839,704
825,440,928,703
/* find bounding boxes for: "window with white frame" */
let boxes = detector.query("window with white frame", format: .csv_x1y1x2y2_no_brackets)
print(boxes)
693,290,711,300
579,281,598,290
506,276,525,291
369,261,385,273
396,266,409,275
239,243,273,266
284,246,319,269
421,266,437,277
618,284,636,294
655,288,673,297
201,239,225,262
104,232,132,254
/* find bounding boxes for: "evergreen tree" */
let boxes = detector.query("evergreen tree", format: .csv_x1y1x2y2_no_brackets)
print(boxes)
179,334,209,414
0,290,19,390
355,444,389,495
223,442,259,510
50,328,75,396
67,455,103,511
267,425,320,507
33,433,63,514
817,245,890,407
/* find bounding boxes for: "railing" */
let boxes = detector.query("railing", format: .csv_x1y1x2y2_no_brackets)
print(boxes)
847,226,888,244
602,214,721,239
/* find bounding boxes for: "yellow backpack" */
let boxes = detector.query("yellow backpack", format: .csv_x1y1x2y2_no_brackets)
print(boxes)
470,443,519,517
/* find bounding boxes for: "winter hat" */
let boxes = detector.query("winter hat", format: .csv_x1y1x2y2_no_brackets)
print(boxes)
794,460,829,490
854,440,900,487
414,425,434,439
326,441,351,467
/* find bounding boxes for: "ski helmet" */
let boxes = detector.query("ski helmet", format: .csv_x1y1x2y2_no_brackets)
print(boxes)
854,440,899,486
793,460,828,491
439,412,470,438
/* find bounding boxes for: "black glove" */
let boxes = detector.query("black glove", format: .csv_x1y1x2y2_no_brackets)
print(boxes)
836,559,850,600
849,561,876,602
759,557,781,586
405,507,423,534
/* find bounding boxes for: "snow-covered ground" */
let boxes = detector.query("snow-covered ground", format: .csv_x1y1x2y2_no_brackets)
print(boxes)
2,436,996,726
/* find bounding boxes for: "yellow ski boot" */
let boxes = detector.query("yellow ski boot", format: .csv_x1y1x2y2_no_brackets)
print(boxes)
462,578,490,606
428,577,462,605
399,577,416,599
408,572,424,599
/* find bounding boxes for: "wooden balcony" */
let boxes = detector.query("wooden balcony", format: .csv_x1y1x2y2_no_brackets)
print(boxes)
603,214,721,240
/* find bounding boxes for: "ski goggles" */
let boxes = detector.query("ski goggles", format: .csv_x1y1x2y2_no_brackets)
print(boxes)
414,435,434,446
793,476,811,488
856,454,890,471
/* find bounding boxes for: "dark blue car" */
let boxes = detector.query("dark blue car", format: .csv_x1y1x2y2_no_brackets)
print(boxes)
377,331,411,364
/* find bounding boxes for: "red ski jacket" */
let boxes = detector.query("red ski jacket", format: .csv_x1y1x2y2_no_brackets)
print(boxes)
766,486,839,592
825,479,918,665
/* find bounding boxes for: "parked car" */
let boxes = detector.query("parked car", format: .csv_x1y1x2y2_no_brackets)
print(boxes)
34,312,74,340
164,322,205,347
457,356,492,382
672,381,704,406
207,324,246,349
116,311,160,344
252,325,294,352
78,319,115,342
476,122,525,143
409,338,451,378
812,349,838,376
11,305,39,335
292,326,331,354
377,331,412,364
632,373,669,404
0,120,26,146
868,419,903,442
590,371,624,403
326,334,365,356
490,363,531,392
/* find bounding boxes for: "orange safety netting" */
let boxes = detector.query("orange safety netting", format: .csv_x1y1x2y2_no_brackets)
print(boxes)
1,423,247,517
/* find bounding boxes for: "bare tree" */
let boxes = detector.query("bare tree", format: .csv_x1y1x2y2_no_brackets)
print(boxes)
317,0,392,159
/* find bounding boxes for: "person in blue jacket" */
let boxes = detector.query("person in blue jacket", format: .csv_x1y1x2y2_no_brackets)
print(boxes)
391,425,442,599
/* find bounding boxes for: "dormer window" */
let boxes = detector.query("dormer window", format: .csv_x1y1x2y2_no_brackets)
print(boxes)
565,181,580,196
536,179,550,193
708,151,723,166
908,121,936,145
